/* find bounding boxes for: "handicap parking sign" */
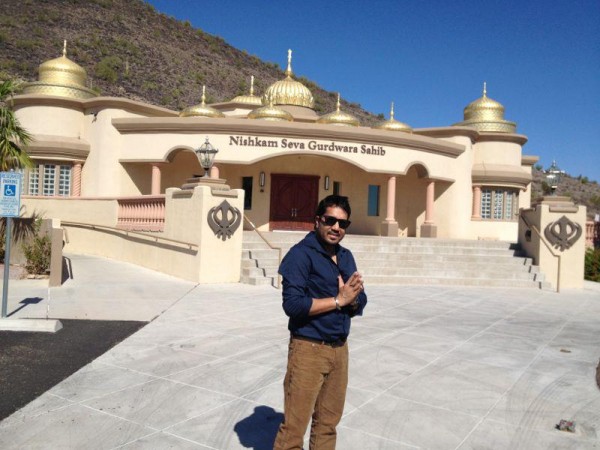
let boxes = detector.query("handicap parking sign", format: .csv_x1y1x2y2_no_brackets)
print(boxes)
4,184,16,197
0,172,22,217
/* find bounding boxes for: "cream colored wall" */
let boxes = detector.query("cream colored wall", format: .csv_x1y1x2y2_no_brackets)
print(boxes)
473,141,523,165
470,220,519,241
520,165,534,209
15,105,84,138
21,196,118,226
433,136,475,239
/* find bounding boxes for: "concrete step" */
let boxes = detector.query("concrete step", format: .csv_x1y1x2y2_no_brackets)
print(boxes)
362,276,549,289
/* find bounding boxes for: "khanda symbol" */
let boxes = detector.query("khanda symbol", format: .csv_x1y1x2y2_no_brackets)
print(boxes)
543,215,582,252
207,200,242,241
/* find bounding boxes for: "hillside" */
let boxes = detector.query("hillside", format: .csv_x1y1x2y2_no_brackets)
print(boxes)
1,0,599,218
0,0,379,124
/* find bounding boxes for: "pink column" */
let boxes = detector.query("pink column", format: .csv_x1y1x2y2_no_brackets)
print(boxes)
472,185,481,219
425,180,435,224
72,163,82,197
385,175,396,221
151,164,161,195
210,165,220,179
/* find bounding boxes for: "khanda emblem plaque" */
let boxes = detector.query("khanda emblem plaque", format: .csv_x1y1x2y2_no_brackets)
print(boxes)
207,200,242,241
543,215,582,252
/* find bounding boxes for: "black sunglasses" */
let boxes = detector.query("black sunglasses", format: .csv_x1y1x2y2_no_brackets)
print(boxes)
319,215,351,229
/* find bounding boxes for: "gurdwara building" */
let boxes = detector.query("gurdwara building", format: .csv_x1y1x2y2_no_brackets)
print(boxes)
13,45,537,240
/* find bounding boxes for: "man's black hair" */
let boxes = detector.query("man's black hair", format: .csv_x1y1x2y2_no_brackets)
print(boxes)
315,195,351,219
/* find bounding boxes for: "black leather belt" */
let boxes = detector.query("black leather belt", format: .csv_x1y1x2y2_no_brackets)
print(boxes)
292,335,347,348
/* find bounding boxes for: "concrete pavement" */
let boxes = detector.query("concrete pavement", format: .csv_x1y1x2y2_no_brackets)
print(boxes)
1,254,599,449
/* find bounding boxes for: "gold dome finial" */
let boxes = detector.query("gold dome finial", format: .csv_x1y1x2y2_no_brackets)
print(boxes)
286,49,293,77
317,93,360,127
180,85,225,118
373,101,412,132
453,84,516,133
22,40,97,99
262,49,315,108
247,97,293,121
230,76,262,105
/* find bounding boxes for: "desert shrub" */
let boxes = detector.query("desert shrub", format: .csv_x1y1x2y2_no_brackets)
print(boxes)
95,56,122,84
22,220,51,275
585,248,600,282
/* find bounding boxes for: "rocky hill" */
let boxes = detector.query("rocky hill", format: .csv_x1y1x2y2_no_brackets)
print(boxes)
1,0,599,218
0,0,379,123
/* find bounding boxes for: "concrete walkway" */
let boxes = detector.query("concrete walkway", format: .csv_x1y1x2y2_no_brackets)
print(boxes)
1,254,599,449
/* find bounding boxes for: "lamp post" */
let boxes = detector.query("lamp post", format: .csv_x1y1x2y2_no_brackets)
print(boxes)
195,137,218,178
545,160,563,195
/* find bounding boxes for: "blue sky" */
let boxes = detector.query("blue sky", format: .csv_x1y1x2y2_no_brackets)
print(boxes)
146,0,600,181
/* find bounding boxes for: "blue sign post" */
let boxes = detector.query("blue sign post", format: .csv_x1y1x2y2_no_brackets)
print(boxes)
1,171,22,318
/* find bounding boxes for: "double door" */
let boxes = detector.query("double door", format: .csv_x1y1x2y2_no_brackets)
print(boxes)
269,174,319,231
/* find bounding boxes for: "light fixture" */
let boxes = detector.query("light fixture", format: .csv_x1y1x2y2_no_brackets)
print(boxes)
324,176,330,191
259,171,266,191
194,137,218,178
545,160,563,195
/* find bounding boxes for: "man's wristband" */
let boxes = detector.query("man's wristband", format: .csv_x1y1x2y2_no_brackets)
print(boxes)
334,296,341,310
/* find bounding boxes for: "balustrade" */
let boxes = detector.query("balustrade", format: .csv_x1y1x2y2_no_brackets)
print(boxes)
117,196,165,232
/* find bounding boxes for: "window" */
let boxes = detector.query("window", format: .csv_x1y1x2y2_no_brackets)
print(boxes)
25,163,72,197
367,185,380,216
333,181,341,195
242,176,253,210
480,188,518,220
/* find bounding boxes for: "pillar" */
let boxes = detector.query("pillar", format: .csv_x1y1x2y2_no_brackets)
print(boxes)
72,163,82,197
210,165,220,179
151,164,161,195
381,175,399,237
420,179,437,237
472,185,481,219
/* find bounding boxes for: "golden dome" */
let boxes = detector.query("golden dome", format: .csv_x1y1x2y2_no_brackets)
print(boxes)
453,83,516,133
317,93,359,127
262,50,315,109
231,75,263,105
22,40,97,99
247,100,293,121
373,102,412,132
180,86,225,118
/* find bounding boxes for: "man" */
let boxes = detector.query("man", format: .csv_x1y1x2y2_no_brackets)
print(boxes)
273,195,367,450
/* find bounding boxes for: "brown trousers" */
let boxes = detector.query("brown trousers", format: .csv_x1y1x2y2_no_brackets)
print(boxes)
273,338,349,450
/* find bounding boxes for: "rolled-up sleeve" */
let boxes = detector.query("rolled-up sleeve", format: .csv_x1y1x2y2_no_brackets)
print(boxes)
279,249,313,320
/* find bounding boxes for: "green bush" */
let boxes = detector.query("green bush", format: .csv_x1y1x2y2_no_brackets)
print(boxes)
22,221,51,275
585,248,600,282
95,56,122,84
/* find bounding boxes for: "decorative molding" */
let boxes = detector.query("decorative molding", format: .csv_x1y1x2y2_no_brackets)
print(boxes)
472,163,532,189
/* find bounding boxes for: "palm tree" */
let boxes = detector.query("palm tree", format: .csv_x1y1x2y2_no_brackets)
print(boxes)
0,79,33,170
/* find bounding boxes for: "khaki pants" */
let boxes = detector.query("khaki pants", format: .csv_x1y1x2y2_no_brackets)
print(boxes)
274,338,349,450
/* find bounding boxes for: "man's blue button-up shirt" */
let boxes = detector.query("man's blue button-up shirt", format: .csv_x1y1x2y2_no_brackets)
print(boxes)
278,231,367,342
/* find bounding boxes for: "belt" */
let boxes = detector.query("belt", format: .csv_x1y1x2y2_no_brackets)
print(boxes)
292,334,347,348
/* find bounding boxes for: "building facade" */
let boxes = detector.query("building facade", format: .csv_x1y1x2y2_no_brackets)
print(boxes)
13,45,537,241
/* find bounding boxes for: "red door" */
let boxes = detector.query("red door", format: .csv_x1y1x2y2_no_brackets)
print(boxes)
270,174,319,231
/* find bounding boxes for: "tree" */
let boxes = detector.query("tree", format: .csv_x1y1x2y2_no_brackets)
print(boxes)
0,79,33,170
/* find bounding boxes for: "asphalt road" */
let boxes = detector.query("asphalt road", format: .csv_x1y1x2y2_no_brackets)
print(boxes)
0,319,146,420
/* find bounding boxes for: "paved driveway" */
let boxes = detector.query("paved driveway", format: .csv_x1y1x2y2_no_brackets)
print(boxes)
0,255,599,449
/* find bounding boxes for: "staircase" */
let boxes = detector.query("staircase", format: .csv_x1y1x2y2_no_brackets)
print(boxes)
240,231,549,289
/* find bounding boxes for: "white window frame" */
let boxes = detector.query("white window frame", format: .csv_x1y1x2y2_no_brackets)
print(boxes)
24,162,72,197
480,188,518,221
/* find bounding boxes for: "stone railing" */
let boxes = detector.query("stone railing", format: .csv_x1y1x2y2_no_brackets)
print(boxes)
586,220,599,249
117,196,165,232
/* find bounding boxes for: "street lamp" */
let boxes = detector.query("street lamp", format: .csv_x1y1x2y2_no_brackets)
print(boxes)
195,137,218,178
545,160,563,195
